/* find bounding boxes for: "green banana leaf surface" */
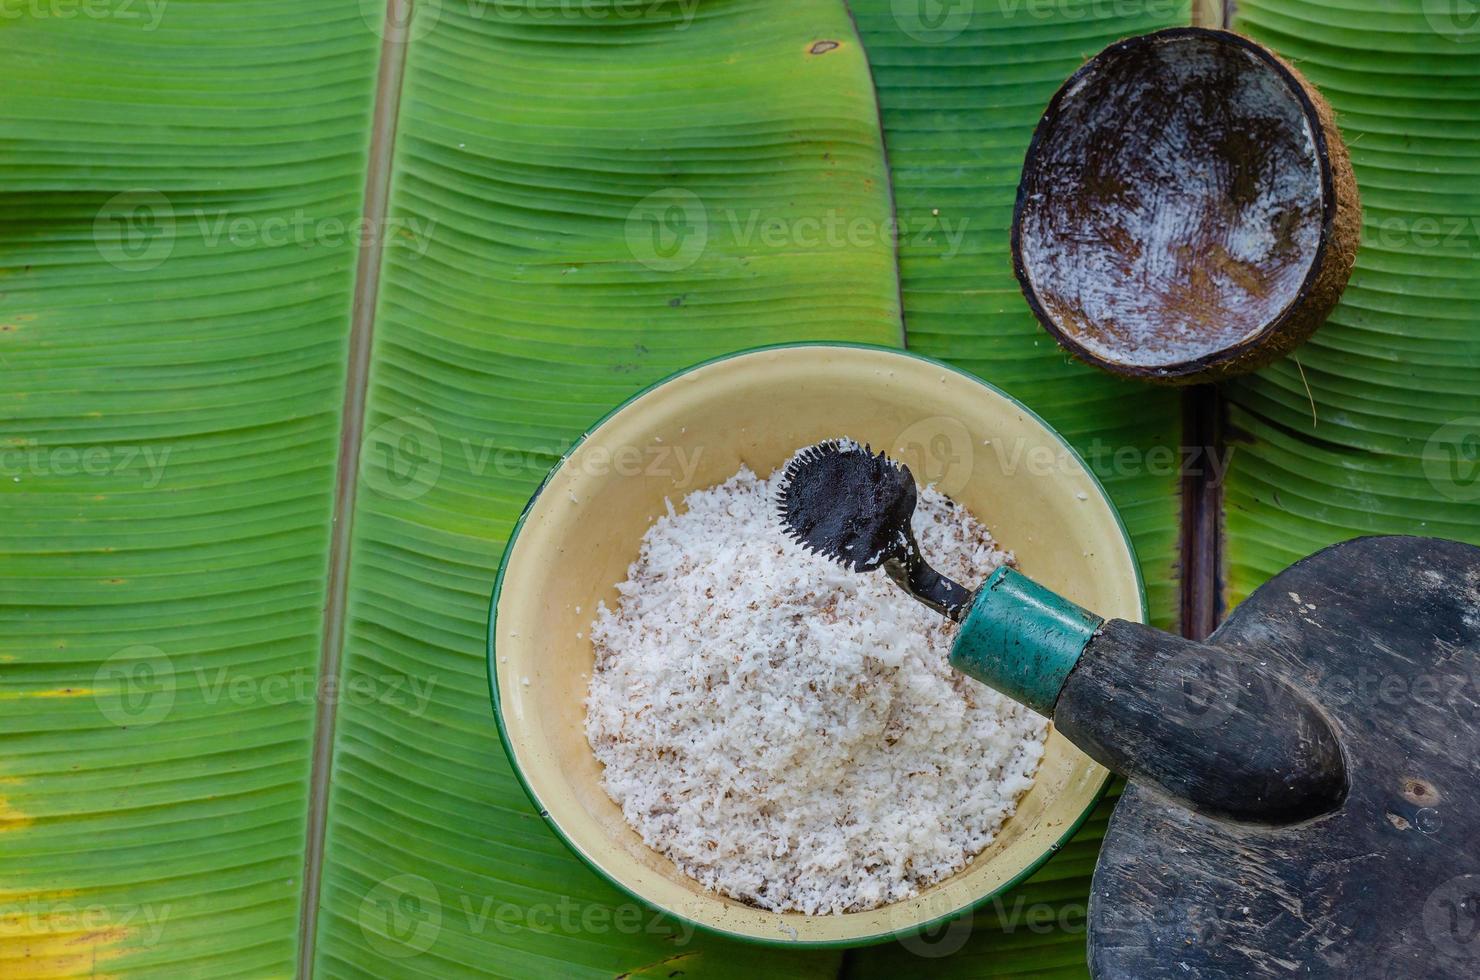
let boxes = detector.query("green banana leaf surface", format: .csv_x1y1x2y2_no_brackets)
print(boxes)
4,0,1475,978
1224,1,1480,603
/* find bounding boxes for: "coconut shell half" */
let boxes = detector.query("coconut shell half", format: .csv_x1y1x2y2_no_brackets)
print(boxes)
1011,28,1361,385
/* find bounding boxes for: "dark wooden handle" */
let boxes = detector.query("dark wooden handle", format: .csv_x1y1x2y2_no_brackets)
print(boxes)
1053,619,1348,824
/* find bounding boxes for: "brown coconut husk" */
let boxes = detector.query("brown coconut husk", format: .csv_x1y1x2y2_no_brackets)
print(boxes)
1011,28,1361,386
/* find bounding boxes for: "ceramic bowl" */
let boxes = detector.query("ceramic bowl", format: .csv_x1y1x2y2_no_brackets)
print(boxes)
489,343,1144,946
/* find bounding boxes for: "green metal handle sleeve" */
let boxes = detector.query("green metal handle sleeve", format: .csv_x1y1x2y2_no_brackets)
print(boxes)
948,567,1104,715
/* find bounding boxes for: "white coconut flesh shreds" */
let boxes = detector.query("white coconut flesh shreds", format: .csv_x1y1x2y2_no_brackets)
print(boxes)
585,459,1047,915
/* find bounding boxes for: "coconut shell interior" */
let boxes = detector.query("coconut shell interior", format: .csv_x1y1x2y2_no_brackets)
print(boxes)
1013,29,1359,384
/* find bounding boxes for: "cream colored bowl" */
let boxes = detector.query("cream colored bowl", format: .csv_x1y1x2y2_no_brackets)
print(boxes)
489,343,1144,946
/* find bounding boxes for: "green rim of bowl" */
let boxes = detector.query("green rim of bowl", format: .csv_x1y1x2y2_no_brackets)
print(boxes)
486,341,1144,949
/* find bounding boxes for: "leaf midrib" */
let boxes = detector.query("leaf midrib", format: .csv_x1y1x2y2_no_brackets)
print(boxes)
292,1,1226,976
296,2,416,976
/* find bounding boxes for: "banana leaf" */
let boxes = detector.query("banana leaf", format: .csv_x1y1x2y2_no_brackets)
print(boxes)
313,1,899,977
1,1,895,976
1224,4,1480,603
841,3,1187,976
10,0,1460,978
